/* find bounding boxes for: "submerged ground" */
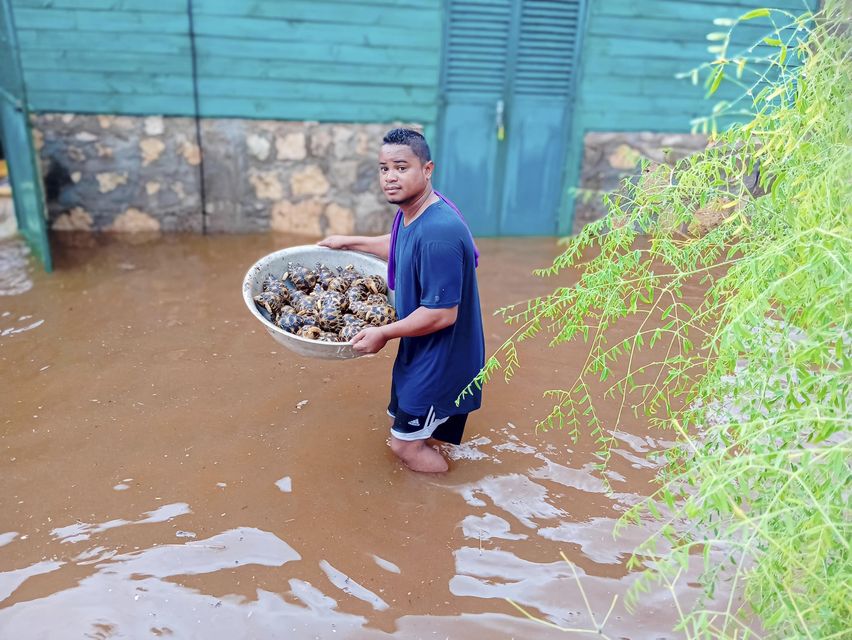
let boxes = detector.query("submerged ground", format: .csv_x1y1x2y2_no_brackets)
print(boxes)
1,234,712,639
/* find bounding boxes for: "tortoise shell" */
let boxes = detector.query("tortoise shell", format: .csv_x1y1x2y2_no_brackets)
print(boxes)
346,283,368,304
317,305,345,332
366,293,388,306
356,275,387,296
338,264,362,286
365,304,396,326
299,314,318,327
350,300,369,321
339,323,365,342
276,312,304,333
262,274,279,292
266,281,290,301
297,325,322,340
315,263,336,288
318,290,347,313
286,263,317,293
254,291,284,319
290,291,317,315
326,276,349,293
366,274,388,296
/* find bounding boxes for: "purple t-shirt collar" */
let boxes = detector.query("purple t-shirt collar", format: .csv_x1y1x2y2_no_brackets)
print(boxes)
387,190,479,291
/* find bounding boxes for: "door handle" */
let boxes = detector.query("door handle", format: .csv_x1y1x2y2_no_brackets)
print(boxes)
495,99,505,141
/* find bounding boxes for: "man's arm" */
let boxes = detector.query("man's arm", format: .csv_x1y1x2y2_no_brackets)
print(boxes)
318,234,391,260
352,306,457,354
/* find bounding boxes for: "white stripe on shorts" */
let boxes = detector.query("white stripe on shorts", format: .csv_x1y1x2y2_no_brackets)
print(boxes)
390,405,449,441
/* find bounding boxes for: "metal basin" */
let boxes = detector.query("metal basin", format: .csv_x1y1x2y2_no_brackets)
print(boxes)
242,245,393,360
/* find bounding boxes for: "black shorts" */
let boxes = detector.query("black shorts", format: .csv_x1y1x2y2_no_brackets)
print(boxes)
387,384,468,445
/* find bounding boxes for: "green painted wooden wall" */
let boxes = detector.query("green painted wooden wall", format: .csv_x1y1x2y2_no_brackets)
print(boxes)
555,0,819,233
574,0,817,132
10,0,442,127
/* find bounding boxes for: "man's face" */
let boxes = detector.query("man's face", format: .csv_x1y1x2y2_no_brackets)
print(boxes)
379,144,433,205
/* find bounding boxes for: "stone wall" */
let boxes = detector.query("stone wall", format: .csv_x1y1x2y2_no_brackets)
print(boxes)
574,131,708,233
32,114,411,235
33,117,710,237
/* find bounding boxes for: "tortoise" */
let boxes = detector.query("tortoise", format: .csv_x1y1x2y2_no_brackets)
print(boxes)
365,304,397,327
339,323,365,342
317,305,346,332
278,304,296,316
315,263,336,288
297,325,322,340
366,274,388,295
350,300,369,321
276,311,304,334
353,275,388,296
254,291,284,319
326,276,349,294
338,264,363,287
285,262,317,293
267,280,291,301
346,283,368,305
300,314,318,327
317,290,347,313
317,331,340,343
366,293,389,306
262,273,279,292
290,291,317,316
342,313,363,325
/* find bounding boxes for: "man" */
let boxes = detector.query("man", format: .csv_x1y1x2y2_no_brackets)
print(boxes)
319,128,484,473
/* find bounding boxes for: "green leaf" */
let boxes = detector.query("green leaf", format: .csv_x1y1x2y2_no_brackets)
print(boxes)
763,37,783,46
707,66,725,96
739,8,770,21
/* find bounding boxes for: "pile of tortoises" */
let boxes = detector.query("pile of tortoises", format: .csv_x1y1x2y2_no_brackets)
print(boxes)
253,262,397,342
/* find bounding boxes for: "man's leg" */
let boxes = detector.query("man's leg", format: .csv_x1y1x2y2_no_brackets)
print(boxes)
390,436,448,473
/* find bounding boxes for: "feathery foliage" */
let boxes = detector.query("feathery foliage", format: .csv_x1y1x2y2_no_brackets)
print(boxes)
462,3,851,637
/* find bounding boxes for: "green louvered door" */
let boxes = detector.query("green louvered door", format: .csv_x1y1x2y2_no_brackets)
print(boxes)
0,0,51,270
437,0,585,236
436,0,512,236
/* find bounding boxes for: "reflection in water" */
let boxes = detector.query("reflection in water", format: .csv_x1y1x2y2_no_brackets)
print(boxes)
538,518,635,565
319,560,389,611
456,473,566,527
460,513,528,541
0,560,64,603
0,533,17,548
0,239,32,296
103,527,300,578
0,318,43,337
371,555,401,574
451,547,585,627
51,503,192,544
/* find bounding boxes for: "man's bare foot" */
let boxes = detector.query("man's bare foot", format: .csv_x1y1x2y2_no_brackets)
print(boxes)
390,437,448,473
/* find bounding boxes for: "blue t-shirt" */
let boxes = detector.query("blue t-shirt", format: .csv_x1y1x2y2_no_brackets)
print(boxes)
391,199,485,417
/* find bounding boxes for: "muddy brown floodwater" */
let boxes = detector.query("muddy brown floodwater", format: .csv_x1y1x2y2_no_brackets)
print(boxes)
1,234,718,639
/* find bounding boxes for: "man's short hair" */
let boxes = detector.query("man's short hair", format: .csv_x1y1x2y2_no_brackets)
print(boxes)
382,128,431,164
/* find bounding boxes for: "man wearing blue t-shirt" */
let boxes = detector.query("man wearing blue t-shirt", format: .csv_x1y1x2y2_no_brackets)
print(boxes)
319,129,484,473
